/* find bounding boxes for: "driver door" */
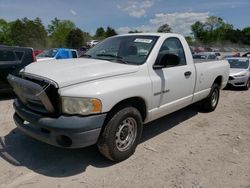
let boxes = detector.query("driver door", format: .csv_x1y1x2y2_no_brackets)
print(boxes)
150,37,195,119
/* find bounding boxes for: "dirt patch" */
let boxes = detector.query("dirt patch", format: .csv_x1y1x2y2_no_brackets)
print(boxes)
0,89,249,188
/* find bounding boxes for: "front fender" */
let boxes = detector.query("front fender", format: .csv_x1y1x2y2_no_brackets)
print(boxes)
58,72,152,114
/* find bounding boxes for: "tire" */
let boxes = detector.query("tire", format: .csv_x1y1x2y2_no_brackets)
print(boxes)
244,79,250,90
201,83,220,112
97,106,143,162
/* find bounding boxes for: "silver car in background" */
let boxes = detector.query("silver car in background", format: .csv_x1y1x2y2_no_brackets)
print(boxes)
227,57,250,90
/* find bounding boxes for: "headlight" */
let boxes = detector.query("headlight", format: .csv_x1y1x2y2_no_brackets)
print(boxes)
234,73,247,78
61,97,102,115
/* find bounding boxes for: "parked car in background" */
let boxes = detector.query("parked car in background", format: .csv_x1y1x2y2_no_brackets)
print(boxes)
77,46,89,57
242,52,250,57
204,47,213,52
8,33,229,161
193,52,218,60
224,52,242,59
233,52,240,57
36,48,78,61
215,52,222,59
87,40,99,47
34,50,43,56
193,46,205,53
0,45,36,93
226,57,250,90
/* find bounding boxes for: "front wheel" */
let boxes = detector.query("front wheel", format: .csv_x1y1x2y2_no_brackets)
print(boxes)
201,83,220,112
244,79,250,90
97,107,143,161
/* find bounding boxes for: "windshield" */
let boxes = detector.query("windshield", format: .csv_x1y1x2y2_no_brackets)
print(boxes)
37,49,58,58
84,35,159,65
228,59,249,69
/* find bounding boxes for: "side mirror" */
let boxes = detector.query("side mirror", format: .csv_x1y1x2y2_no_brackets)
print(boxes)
153,54,180,69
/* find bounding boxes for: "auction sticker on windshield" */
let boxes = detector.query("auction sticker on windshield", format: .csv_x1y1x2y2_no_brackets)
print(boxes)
134,38,153,43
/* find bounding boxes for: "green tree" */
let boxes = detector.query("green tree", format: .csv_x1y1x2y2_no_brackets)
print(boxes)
48,17,60,34
8,19,27,46
242,26,250,45
105,26,117,37
191,21,205,42
216,22,233,40
66,28,84,48
191,16,240,44
0,19,12,45
185,36,193,44
95,27,105,39
26,17,47,48
48,18,75,47
82,32,91,46
205,16,224,31
7,17,47,48
224,28,247,44
157,24,172,33
5,18,47,49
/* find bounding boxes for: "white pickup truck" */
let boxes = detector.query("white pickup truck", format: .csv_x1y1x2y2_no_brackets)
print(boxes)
8,33,229,161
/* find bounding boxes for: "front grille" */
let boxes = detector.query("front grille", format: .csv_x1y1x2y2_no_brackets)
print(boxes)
8,74,59,116
235,82,245,86
24,76,60,115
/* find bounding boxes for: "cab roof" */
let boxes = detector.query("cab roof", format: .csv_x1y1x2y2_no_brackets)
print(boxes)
113,32,184,38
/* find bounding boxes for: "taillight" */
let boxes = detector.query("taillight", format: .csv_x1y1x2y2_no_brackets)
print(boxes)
32,51,37,62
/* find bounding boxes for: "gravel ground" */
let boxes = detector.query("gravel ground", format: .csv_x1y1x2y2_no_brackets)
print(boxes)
0,88,249,188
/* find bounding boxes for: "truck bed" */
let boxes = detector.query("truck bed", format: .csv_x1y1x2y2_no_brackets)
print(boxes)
193,59,221,64
192,59,229,103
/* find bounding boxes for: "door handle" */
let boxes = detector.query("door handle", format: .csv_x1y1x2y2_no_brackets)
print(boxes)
184,71,192,77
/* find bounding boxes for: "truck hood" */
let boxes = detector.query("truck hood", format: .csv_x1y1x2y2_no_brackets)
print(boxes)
230,69,248,76
21,58,140,87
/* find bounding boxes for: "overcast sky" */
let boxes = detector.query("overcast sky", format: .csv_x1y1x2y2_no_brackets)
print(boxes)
0,0,249,35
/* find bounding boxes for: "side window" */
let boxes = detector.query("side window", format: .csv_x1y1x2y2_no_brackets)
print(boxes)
0,50,17,61
15,51,24,60
72,51,77,58
158,38,187,66
56,50,68,59
208,54,216,60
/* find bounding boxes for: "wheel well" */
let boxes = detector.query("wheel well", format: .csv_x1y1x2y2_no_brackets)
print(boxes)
213,76,223,88
104,97,147,124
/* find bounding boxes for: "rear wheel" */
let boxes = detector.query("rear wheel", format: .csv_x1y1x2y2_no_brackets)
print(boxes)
97,107,143,161
201,83,220,112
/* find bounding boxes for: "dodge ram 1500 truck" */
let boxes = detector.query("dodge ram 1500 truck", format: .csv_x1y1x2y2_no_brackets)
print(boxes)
7,33,230,161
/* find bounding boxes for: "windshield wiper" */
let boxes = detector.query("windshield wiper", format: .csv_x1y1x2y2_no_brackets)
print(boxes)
96,54,122,58
96,54,127,64
110,58,128,64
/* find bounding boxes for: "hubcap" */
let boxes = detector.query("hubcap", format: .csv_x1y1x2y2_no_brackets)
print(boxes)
211,89,218,108
115,117,137,152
